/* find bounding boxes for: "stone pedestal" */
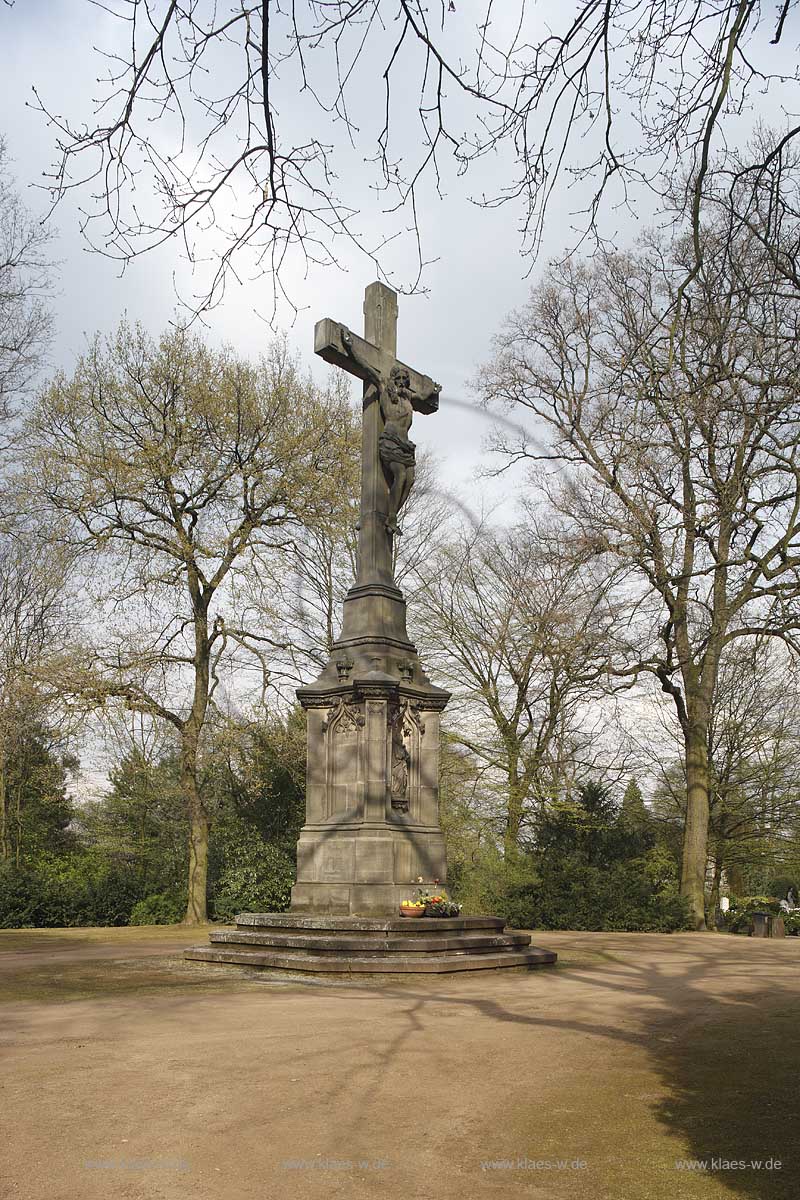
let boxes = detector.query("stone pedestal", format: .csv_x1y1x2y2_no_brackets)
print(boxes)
292,579,450,915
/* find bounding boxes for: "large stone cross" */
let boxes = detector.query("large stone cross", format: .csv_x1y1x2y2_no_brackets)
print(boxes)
314,282,439,589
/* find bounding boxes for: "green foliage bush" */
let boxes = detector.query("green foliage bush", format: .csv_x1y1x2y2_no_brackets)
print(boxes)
0,711,78,867
209,817,295,921
206,712,306,859
766,876,798,902
452,783,691,933
482,854,690,932
0,851,142,928
0,713,307,928
129,892,185,926
77,750,188,900
454,845,541,927
783,911,800,935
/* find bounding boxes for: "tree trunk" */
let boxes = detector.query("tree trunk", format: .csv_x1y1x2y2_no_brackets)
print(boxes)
504,752,525,857
0,743,7,861
181,730,208,924
182,592,212,924
681,718,711,930
727,862,744,896
14,775,22,869
709,842,724,925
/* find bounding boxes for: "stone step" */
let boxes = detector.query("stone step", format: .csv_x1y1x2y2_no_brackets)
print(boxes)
210,929,532,954
185,945,558,974
234,913,506,935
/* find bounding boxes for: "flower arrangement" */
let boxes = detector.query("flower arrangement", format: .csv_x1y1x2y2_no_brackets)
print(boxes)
399,877,461,918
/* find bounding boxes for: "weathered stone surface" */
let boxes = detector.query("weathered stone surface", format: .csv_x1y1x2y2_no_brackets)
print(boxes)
235,913,505,932
185,911,557,974
209,930,532,954
314,319,439,414
184,946,557,973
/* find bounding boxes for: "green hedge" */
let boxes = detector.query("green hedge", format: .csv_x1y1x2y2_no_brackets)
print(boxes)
0,818,297,928
452,788,692,933
0,852,142,928
129,892,186,925
489,858,690,932
723,895,784,934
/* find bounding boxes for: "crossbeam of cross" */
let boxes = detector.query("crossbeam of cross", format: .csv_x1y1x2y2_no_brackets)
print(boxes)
314,320,440,415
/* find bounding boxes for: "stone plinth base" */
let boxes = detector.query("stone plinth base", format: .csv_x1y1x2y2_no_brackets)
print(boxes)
291,820,448,915
290,881,423,915
185,913,558,974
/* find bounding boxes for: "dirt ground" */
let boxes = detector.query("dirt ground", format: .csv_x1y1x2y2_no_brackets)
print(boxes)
1,926,798,1200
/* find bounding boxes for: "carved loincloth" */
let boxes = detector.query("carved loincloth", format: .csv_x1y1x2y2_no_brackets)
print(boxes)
379,428,416,469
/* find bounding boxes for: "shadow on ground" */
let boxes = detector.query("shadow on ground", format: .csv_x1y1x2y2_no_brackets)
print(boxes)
365,934,799,1199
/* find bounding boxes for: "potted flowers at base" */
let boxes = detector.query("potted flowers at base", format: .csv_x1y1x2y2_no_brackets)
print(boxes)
399,878,462,918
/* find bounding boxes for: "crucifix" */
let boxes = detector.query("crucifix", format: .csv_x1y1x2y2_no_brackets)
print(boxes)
315,282,440,589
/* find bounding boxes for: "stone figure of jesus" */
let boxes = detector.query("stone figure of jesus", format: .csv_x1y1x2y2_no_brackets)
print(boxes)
341,327,440,534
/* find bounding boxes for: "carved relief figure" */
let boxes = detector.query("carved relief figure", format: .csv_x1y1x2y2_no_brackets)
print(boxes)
391,738,410,810
389,705,411,811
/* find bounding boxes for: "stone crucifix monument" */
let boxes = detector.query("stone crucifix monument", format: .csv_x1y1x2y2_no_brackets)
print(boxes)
186,282,556,971
291,281,450,915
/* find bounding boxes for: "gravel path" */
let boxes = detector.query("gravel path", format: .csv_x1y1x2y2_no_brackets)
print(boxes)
1,927,797,1200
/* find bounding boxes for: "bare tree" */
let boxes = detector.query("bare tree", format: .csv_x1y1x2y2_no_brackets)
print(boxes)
653,640,800,908
22,323,352,922
477,220,800,927
31,2,799,313
412,516,623,855
698,129,800,328
261,392,360,688
0,535,72,864
0,138,52,441
0,139,59,858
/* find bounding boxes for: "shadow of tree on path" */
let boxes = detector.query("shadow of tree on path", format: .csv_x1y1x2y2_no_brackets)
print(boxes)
339,934,800,1200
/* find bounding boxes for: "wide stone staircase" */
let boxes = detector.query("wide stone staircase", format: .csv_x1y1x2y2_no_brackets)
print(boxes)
185,913,557,975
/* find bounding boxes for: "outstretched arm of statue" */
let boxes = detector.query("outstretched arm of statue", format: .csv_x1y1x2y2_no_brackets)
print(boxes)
340,326,382,389
407,377,441,415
